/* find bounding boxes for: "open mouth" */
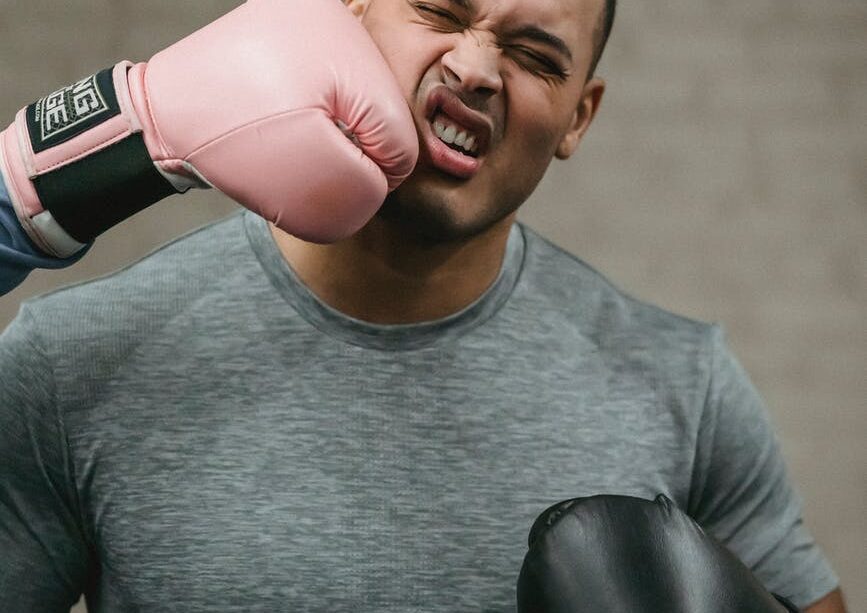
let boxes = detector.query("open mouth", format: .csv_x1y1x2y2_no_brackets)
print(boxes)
430,109,481,158
420,88,494,179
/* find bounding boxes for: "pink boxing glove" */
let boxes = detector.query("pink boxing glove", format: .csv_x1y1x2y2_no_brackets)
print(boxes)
0,0,418,257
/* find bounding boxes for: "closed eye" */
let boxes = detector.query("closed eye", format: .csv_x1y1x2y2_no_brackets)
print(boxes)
412,2,463,28
508,46,567,79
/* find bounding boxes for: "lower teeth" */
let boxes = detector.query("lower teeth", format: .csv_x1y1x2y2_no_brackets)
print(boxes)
442,139,475,157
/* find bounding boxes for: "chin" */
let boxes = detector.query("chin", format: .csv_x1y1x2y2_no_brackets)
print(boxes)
375,183,515,245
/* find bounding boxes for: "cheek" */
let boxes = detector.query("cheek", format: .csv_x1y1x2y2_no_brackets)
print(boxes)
506,91,566,159
358,16,417,87
360,16,447,98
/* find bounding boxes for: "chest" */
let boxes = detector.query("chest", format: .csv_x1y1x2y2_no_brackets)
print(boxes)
72,338,698,610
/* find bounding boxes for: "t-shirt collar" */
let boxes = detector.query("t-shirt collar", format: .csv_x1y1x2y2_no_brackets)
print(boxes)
244,211,525,350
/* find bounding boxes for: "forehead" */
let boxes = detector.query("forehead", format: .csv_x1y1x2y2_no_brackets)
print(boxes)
465,0,600,24
434,0,602,55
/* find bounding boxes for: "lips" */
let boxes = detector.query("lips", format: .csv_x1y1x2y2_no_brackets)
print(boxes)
419,86,493,179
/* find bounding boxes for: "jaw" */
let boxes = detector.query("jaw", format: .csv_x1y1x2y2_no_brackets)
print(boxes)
375,158,528,246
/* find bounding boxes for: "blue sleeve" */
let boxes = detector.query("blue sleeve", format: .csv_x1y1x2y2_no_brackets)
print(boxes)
0,177,92,296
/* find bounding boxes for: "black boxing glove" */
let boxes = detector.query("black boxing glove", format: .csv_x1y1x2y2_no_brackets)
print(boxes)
516,494,799,613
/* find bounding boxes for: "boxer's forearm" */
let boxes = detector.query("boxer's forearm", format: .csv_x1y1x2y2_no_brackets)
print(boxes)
0,177,89,296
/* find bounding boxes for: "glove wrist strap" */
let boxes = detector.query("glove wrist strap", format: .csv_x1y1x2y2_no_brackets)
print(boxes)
0,62,178,253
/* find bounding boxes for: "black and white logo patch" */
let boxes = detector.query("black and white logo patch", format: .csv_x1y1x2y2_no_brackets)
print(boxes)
26,67,121,153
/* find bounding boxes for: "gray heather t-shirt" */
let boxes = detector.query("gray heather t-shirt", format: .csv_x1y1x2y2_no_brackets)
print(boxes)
1,211,838,612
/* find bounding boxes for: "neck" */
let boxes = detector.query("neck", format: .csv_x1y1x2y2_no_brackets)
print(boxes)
269,214,515,324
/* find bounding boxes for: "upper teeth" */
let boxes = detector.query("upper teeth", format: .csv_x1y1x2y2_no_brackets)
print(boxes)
433,118,478,153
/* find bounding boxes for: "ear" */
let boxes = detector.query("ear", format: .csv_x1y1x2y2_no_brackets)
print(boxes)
555,77,605,160
344,0,371,18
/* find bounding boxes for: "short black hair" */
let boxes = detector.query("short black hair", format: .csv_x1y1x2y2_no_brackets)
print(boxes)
589,0,616,77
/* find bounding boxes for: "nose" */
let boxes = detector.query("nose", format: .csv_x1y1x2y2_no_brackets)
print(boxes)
441,30,503,98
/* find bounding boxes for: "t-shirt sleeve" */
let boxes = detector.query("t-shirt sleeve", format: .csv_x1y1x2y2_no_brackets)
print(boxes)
687,325,839,609
0,305,91,612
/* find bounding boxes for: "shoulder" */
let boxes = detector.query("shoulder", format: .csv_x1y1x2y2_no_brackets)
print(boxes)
516,223,719,370
10,212,250,357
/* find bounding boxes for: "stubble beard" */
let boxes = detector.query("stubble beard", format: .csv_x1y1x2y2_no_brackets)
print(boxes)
375,176,524,246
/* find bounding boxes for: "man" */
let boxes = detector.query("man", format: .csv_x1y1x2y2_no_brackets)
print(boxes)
0,0,846,611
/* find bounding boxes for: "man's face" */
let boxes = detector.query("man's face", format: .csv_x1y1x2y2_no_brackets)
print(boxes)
348,0,606,243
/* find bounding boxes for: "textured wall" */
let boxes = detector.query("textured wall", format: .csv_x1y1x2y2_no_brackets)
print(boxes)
0,0,864,611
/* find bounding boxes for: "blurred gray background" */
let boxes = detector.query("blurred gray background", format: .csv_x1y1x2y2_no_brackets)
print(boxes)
1,0,864,611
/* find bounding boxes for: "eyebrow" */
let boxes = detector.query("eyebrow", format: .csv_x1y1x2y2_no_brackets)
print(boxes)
443,0,574,63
